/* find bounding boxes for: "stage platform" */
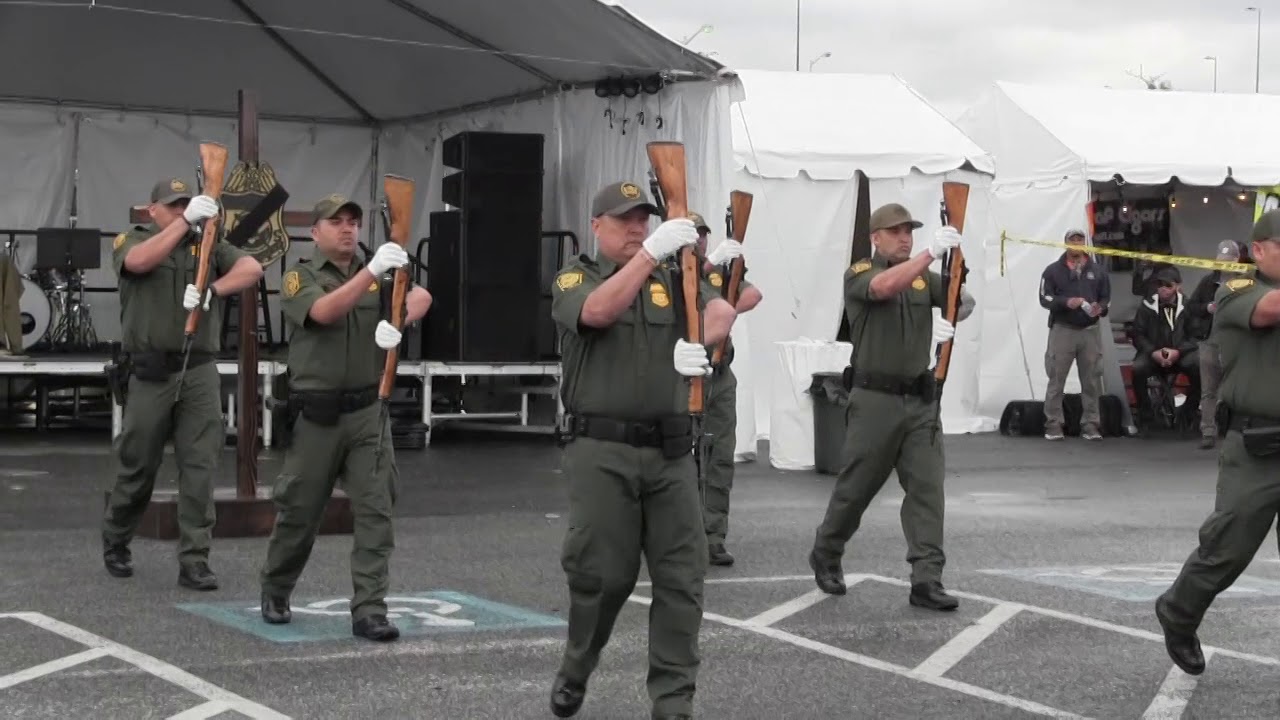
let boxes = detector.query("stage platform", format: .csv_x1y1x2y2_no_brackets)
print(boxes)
0,352,562,447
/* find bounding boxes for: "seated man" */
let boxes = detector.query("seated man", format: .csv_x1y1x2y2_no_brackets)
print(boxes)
1129,266,1201,425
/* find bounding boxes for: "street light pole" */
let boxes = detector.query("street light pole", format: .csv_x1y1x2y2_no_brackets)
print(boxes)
809,51,831,72
1204,55,1218,91
1247,6,1262,92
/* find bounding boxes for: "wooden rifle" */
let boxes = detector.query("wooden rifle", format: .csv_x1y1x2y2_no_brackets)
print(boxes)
378,174,415,400
933,181,970,396
712,191,752,365
174,141,228,400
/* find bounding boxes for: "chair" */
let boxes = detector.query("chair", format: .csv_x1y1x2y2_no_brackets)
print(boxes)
1145,373,1198,432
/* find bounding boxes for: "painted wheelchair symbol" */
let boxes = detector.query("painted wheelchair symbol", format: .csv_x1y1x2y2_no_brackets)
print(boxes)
245,596,476,626
1031,563,1260,594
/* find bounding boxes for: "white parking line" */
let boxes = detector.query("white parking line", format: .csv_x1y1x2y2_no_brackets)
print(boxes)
743,586,846,628
0,611,289,720
914,603,1022,678
0,647,112,690
1141,651,1214,720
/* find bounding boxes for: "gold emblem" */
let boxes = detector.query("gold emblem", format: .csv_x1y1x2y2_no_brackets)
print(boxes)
650,282,670,308
851,259,872,274
368,281,379,293
283,270,301,298
112,232,126,250
327,193,345,203
912,276,927,290
1226,278,1255,292
556,271,584,291
170,179,187,192
222,160,291,268
620,183,641,199
709,272,723,287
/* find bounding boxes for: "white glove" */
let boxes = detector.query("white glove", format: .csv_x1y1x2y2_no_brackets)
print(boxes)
367,243,409,277
932,317,955,344
705,239,744,266
673,339,712,377
927,225,962,259
183,283,212,311
183,195,218,225
375,320,402,350
641,218,698,262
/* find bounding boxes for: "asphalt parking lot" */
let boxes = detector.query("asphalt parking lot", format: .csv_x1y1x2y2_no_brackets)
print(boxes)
3,428,1280,719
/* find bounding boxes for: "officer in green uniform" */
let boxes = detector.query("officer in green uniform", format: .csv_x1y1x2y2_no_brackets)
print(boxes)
1155,210,1280,676
547,182,738,719
257,194,430,642
688,211,763,567
809,202,973,610
102,177,264,589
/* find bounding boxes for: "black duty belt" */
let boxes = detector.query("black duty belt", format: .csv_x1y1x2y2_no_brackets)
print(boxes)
844,369,935,399
565,414,691,449
1225,410,1280,431
292,385,379,414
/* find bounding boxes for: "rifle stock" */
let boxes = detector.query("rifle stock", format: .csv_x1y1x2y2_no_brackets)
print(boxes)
645,141,702,414
184,142,229,336
934,181,969,384
378,174,415,400
711,190,752,365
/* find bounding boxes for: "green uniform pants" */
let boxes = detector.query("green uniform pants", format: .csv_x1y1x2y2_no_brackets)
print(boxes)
1158,430,1280,632
557,437,707,718
102,362,222,566
702,366,737,545
260,402,397,621
813,387,946,585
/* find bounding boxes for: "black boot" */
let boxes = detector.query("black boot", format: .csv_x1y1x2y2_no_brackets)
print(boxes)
808,549,846,595
549,674,586,717
909,581,959,611
103,545,132,578
1155,598,1206,675
178,561,217,591
353,614,400,642
708,543,734,567
261,593,291,624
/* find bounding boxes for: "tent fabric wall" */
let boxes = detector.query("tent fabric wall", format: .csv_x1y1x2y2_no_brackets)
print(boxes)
0,106,75,266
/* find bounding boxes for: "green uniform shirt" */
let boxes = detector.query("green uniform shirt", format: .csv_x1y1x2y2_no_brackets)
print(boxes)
280,247,407,392
552,254,720,420
111,224,247,354
1212,273,1280,417
706,263,754,366
843,254,945,377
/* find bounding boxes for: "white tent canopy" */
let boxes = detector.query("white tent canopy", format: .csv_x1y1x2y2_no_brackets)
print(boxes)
724,69,997,468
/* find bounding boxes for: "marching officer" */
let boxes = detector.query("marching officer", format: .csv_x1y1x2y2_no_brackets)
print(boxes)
258,194,431,642
1156,211,1280,676
547,182,738,719
688,211,763,567
809,202,973,610
102,177,263,589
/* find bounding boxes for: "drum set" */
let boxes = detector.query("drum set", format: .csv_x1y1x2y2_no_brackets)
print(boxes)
10,227,101,354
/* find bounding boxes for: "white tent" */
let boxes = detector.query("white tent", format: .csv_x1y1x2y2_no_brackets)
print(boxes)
0,0,741,351
724,69,997,469
954,81,1271,426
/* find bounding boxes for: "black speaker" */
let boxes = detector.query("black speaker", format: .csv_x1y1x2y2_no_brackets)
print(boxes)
426,130,546,362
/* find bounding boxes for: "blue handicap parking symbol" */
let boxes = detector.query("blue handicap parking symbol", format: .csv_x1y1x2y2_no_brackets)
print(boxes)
177,591,566,643
979,562,1280,602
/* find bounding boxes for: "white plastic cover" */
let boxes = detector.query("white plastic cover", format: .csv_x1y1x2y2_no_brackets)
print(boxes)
768,339,852,471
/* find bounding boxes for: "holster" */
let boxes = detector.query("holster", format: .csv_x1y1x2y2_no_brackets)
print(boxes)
103,344,132,407
290,385,378,427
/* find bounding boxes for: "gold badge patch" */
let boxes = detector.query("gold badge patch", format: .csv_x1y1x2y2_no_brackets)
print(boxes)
1226,277,1255,292
851,259,872,274
556,271,584,291
112,233,126,250
650,282,670,308
170,179,187,192
283,271,301,298
368,281,379,293
709,272,723,287
620,183,641,199
912,276,927,290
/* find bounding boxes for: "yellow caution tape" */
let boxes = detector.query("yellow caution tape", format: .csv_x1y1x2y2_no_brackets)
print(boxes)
998,231,1254,276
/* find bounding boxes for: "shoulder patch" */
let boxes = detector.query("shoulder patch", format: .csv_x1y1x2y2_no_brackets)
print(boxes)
283,270,301,298
556,270,584,291
851,259,872,274
1226,277,1255,292
708,271,723,287
911,276,927,290
112,232,127,250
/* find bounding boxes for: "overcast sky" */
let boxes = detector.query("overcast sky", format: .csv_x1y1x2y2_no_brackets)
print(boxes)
616,0,1272,116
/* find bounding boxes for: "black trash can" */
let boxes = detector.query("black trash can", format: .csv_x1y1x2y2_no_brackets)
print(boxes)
809,371,850,475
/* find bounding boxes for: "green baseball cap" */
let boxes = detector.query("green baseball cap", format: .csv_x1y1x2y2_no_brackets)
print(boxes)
1251,209,1280,243
312,193,363,225
869,203,924,233
591,181,658,218
150,177,193,205
687,211,712,233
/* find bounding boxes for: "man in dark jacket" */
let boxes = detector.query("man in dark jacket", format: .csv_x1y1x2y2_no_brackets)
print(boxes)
1038,229,1111,440
1185,241,1250,448
1130,265,1201,425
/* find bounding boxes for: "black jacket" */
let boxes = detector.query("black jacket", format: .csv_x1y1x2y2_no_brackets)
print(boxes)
1130,292,1198,358
1185,271,1222,341
1039,254,1111,328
